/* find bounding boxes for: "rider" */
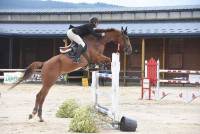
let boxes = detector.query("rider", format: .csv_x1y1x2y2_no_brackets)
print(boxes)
67,17,105,62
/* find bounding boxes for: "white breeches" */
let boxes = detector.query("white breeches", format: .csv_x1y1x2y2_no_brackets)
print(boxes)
67,29,86,47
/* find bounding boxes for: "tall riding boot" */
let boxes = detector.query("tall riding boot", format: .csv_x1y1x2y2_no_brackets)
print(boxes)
73,45,84,63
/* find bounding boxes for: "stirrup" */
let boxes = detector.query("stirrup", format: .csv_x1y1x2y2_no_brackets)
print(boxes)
60,46,72,53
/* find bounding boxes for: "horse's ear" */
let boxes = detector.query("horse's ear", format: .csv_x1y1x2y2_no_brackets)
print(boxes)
125,27,128,32
121,26,124,31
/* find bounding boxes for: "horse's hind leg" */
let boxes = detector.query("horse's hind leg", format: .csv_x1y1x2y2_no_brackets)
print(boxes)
37,86,51,122
29,64,60,122
28,86,50,120
29,90,41,119
37,69,59,122
29,84,53,122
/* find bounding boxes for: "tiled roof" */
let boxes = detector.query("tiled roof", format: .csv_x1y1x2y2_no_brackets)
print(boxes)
0,5,199,13
0,21,200,37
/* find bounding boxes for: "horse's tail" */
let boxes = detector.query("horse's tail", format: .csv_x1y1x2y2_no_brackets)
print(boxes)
9,61,44,90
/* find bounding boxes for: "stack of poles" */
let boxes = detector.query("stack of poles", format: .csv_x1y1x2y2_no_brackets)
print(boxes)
92,53,120,124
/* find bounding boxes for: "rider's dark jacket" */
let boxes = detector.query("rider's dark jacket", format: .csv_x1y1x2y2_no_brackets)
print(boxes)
70,23,102,38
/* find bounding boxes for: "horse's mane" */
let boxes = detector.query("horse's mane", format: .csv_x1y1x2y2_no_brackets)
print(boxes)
94,28,117,33
84,28,119,41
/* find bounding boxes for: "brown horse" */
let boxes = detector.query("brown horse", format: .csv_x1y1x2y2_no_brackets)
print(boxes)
10,27,132,122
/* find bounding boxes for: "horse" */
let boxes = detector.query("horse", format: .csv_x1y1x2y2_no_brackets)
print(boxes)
10,27,132,122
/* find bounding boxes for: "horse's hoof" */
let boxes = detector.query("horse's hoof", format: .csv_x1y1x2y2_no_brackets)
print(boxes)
39,119,44,122
29,114,33,119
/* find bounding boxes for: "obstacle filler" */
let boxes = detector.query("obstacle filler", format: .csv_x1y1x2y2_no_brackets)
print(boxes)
91,53,137,132
141,58,200,102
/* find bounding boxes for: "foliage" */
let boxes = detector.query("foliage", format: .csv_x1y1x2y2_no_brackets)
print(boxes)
56,99,79,118
69,106,98,133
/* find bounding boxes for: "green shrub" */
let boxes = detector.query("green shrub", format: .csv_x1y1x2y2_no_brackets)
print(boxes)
56,99,79,118
69,106,98,133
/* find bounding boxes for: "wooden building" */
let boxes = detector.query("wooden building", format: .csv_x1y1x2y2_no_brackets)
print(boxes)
0,5,200,84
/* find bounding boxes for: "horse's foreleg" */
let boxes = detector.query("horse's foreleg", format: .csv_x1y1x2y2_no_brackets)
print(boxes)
96,54,111,64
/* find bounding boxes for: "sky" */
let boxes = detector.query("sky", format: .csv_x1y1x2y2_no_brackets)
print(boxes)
49,0,200,7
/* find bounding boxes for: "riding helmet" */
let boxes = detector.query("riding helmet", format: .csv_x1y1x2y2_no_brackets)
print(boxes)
89,17,99,24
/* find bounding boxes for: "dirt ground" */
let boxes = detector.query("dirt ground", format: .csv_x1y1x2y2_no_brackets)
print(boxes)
0,84,200,134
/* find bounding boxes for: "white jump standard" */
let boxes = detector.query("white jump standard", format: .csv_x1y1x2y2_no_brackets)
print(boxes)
91,53,137,132
92,53,120,125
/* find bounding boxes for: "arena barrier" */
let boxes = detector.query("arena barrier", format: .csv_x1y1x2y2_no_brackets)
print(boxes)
141,58,200,102
0,69,84,84
91,53,137,132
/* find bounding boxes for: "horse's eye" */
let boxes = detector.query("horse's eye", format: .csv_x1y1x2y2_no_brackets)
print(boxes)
125,36,128,39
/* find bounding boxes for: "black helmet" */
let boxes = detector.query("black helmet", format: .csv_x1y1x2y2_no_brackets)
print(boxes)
89,17,99,24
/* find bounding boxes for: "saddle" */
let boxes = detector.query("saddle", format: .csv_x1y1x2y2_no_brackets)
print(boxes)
59,41,97,69
59,39,101,69
60,42,78,60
